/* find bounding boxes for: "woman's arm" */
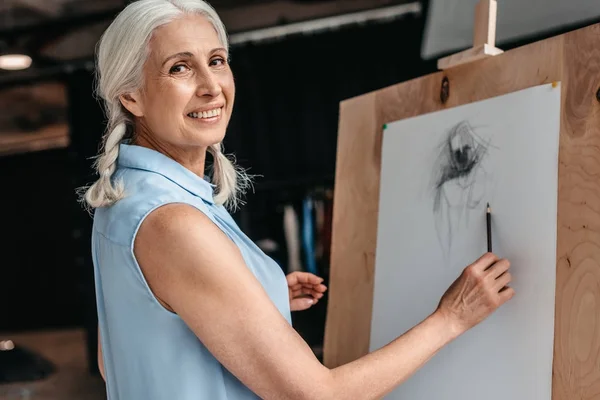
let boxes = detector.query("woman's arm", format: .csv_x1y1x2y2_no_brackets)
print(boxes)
98,327,106,381
134,203,513,400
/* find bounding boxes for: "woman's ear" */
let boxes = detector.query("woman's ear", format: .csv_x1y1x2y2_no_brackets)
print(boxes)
119,92,144,117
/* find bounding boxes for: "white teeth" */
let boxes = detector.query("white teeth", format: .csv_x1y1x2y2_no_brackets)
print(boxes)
188,108,221,119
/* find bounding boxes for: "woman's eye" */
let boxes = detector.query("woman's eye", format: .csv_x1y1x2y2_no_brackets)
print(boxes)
169,64,188,74
210,57,227,67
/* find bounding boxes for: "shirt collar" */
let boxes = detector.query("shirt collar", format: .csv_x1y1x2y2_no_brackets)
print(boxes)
117,143,215,204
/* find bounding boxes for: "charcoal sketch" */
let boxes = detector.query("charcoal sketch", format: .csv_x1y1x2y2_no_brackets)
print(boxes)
431,120,492,258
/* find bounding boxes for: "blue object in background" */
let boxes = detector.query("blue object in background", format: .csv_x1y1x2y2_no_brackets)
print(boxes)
302,196,317,275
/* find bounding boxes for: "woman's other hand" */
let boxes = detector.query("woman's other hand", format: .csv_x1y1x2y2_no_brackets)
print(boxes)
286,271,328,311
436,252,515,336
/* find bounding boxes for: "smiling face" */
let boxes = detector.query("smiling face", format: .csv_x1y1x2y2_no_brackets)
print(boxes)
120,13,234,160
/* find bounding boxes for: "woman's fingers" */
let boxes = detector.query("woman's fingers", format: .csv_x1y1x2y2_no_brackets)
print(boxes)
313,284,327,293
485,258,511,280
289,282,328,292
286,271,324,286
287,271,328,306
472,252,500,272
494,271,512,291
499,285,515,302
290,297,318,311
291,288,325,298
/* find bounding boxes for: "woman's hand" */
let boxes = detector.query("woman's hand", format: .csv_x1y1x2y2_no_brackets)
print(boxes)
286,271,328,311
435,252,515,336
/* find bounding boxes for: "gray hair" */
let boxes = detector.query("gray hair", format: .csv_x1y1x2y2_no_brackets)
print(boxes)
79,0,250,212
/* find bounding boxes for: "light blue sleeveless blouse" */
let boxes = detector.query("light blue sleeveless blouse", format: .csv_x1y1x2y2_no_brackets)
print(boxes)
92,143,292,399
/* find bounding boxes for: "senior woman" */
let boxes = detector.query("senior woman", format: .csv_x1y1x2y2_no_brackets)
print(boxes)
80,0,514,399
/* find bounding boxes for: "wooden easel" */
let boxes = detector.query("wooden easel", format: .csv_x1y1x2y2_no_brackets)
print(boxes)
437,0,503,70
322,0,600,397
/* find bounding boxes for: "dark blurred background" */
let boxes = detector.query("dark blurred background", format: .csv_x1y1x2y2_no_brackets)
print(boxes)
0,0,598,398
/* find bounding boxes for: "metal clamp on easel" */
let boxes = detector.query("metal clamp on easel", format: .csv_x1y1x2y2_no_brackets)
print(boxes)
437,0,503,70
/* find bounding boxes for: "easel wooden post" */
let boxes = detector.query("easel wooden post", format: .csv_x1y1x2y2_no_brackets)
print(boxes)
322,2,600,396
437,0,503,70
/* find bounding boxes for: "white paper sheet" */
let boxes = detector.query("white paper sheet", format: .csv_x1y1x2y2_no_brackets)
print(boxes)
370,83,560,400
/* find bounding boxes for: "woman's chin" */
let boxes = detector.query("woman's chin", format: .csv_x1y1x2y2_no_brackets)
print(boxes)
183,132,226,149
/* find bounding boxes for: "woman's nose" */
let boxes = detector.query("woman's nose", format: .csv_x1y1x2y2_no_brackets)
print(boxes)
196,72,221,97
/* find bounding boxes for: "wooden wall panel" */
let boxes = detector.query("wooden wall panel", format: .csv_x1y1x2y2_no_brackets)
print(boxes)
552,23,600,399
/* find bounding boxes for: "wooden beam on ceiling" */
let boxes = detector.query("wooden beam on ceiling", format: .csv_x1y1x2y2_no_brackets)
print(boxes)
10,0,64,16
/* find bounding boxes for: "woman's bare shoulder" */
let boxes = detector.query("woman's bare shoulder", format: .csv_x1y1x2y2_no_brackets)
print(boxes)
133,202,237,309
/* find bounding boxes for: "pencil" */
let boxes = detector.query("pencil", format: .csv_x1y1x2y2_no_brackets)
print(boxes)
486,202,492,253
